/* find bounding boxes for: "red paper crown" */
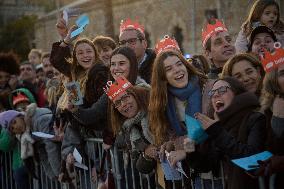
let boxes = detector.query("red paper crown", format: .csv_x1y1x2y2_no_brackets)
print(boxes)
103,77,133,101
155,35,180,54
120,18,145,35
261,43,284,72
202,19,228,47
13,92,29,106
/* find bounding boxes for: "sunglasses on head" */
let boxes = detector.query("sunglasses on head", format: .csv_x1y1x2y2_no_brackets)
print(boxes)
208,86,231,98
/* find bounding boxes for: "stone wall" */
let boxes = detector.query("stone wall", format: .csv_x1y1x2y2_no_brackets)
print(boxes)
34,0,283,55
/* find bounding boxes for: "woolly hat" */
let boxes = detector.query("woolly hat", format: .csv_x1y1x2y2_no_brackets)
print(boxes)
0,110,23,130
9,88,36,108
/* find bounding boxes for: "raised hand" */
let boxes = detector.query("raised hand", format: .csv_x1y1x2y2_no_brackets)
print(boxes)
195,112,218,130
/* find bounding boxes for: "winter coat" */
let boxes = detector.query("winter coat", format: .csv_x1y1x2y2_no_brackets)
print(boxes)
139,49,156,84
25,103,61,178
0,128,23,170
266,115,284,188
115,111,153,153
186,92,266,189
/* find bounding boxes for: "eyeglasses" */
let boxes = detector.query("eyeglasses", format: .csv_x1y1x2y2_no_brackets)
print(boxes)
208,86,231,98
114,94,131,108
119,38,142,46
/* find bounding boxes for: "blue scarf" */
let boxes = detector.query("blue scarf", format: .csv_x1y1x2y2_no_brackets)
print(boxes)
166,76,202,136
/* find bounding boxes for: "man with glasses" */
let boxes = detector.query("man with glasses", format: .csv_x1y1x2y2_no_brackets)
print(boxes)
119,19,156,84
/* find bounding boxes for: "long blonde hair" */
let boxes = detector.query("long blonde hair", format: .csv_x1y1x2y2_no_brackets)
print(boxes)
260,67,283,111
149,50,206,145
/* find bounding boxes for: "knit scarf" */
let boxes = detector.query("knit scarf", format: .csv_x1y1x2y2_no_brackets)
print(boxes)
166,76,202,136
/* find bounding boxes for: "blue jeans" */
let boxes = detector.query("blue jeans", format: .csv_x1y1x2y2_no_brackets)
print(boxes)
13,166,30,189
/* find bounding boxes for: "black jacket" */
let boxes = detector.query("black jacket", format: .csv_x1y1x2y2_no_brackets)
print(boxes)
139,49,156,84
186,92,266,189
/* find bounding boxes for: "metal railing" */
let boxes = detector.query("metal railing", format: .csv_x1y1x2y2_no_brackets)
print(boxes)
0,138,276,189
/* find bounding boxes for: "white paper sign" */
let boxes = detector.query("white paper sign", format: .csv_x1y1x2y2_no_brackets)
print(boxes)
73,148,88,170
73,148,82,164
32,132,55,139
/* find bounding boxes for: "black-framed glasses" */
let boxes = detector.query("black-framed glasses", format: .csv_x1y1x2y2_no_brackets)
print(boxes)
114,94,131,108
119,38,142,46
208,86,231,98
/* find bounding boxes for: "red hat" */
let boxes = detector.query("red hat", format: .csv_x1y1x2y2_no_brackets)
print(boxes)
202,19,228,48
120,18,145,36
261,42,284,72
103,77,133,101
155,35,180,54
12,92,30,106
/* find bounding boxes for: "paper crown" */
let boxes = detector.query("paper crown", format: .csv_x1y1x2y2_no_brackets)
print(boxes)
261,42,284,72
103,77,133,101
202,19,228,47
120,18,145,35
155,35,180,54
12,92,29,106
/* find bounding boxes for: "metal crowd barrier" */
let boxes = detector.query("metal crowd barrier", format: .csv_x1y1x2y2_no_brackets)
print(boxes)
0,138,277,189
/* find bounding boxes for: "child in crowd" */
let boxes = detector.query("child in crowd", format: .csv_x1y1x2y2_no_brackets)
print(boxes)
235,0,284,53
93,35,116,66
0,103,62,179
28,49,42,65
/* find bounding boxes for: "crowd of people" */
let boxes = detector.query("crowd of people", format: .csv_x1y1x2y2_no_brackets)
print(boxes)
0,0,284,189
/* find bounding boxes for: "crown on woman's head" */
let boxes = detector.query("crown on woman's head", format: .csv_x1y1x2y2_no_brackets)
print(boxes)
155,35,180,54
103,77,133,101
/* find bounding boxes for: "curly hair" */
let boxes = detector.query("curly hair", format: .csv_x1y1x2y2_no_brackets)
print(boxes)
0,51,20,75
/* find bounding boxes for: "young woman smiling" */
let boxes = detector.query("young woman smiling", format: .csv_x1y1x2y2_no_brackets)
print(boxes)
222,53,265,97
148,49,206,189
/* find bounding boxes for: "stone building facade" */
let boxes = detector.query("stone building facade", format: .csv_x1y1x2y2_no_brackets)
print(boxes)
34,0,284,55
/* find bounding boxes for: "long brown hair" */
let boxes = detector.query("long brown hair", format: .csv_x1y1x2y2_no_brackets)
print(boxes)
69,38,100,81
149,50,206,145
260,67,283,111
110,86,150,136
242,0,284,36
222,53,265,96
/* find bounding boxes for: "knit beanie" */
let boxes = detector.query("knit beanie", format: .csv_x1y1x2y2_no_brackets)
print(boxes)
0,110,23,130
